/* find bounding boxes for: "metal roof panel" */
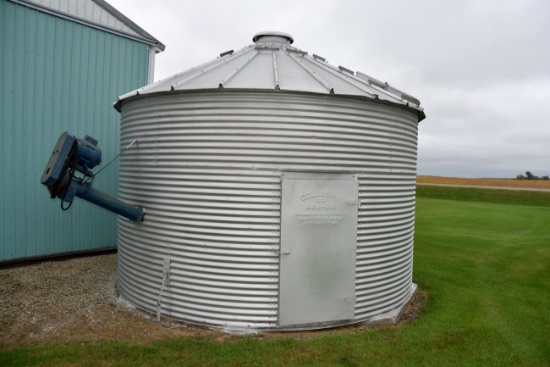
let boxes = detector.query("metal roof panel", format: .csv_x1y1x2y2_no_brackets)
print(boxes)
115,32,424,121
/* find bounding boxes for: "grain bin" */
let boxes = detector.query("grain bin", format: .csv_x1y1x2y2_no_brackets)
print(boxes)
114,31,425,331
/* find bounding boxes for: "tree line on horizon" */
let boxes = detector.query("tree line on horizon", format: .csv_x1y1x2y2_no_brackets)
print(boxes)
516,171,549,180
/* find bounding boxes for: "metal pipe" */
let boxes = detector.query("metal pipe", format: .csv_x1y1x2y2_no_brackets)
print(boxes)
70,179,144,222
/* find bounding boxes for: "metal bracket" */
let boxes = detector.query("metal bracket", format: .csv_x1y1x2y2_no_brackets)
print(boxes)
156,256,171,322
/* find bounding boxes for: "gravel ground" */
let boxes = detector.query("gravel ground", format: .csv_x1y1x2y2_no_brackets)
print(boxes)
0,254,213,349
0,253,425,350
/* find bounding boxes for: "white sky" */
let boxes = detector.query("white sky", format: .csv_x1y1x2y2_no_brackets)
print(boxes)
109,0,550,178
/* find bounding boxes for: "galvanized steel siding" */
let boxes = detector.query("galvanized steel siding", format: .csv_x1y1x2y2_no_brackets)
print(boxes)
355,174,416,320
117,91,418,329
0,1,149,262
117,169,281,328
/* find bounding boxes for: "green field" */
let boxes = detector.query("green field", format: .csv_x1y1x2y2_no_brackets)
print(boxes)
1,186,549,366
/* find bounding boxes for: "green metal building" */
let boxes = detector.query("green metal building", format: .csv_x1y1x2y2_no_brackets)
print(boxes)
0,0,164,263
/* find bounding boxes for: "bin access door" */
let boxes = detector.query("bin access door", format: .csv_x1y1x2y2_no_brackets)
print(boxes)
279,172,358,328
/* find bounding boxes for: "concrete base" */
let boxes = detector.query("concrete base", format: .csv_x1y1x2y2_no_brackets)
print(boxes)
358,283,419,326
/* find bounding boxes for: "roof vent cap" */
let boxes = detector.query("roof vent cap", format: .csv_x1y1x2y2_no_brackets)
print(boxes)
253,31,293,44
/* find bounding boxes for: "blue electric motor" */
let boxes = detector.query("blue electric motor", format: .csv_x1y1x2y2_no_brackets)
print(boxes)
41,132,144,222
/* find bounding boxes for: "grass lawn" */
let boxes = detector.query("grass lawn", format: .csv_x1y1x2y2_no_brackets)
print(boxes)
1,187,549,366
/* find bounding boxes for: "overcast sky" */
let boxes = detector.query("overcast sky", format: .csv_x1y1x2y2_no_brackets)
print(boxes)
109,0,549,178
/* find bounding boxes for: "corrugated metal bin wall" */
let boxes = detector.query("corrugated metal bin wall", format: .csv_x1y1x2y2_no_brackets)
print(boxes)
117,90,418,329
0,1,149,262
